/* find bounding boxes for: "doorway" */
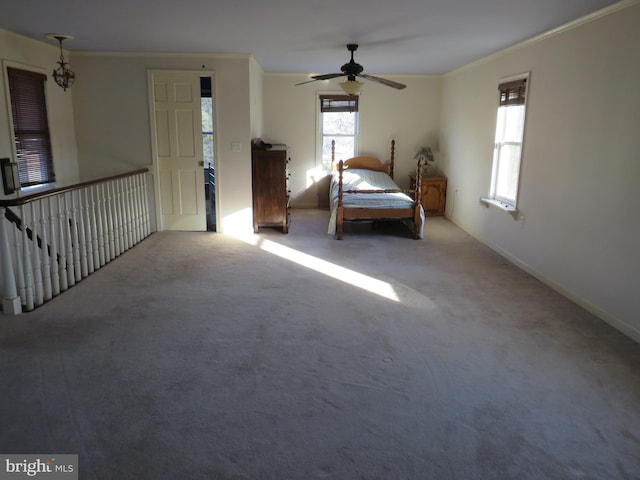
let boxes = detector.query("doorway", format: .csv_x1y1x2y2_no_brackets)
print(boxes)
201,76,216,231
150,71,217,232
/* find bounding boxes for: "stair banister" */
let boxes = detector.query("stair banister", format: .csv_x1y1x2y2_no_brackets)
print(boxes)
0,168,150,315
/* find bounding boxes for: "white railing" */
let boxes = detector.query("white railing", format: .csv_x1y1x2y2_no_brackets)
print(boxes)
0,168,150,315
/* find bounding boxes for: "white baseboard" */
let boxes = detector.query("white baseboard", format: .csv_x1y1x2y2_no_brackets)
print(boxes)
449,218,640,345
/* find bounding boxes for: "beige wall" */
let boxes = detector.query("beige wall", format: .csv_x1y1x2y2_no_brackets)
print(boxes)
440,2,640,339
71,52,254,234
263,74,441,207
249,56,264,141
2,2,638,344
0,29,79,196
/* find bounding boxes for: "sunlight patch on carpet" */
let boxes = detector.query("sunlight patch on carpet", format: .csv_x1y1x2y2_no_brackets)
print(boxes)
231,234,399,301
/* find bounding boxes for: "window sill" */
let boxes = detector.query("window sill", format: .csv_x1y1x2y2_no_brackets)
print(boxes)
480,197,519,220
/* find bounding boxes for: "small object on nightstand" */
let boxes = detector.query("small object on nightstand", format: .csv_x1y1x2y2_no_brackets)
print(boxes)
409,174,447,216
414,147,438,177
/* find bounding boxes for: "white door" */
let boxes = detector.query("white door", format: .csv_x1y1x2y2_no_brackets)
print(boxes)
153,73,206,231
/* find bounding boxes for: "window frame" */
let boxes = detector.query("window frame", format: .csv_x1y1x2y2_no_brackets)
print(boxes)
317,93,359,170
483,73,530,217
4,63,56,189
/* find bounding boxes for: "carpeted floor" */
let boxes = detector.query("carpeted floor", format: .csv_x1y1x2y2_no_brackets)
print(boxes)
1,209,639,479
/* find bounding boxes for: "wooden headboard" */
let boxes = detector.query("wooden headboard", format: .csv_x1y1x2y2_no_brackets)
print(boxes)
331,139,396,179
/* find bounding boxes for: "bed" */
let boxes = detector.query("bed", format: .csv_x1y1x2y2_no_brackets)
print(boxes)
328,140,424,240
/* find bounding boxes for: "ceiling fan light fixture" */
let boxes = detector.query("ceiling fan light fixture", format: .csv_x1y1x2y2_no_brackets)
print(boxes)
296,44,406,91
339,80,363,95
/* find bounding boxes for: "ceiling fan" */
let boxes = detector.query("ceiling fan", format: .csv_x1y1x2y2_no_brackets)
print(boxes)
296,44,406,94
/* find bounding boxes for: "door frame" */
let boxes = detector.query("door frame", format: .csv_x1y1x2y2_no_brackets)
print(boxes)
147,69,218,232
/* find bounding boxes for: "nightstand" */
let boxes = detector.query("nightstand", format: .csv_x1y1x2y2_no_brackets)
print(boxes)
409,175,447,217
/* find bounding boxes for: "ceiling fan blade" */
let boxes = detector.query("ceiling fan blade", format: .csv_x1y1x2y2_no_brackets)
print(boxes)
311,73,345,80
295,72,345,86
359,74,406,90
295,78,323,86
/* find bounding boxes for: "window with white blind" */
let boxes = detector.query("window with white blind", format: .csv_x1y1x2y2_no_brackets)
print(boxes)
488,76,528,210
319,94,359,170
7,67,55,188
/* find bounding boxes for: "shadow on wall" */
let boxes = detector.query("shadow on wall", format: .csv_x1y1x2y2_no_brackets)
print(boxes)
291,174,331,209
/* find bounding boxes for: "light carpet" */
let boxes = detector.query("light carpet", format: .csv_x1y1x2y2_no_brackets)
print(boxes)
1,209,639,479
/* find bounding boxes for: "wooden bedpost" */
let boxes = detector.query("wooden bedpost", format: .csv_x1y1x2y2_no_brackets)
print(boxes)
413,156,423,239
337,160,344,240
331,139,336,169
389,139,395,179
415,156,423,207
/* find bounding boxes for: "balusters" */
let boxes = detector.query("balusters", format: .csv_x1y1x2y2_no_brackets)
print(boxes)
110,180,120,255
20,205,35,311
1,170,150,315
58,195,69,291
82,187,94,275
100,183,111,262
38,200,52,302
12,222,27,304
93,185,106,267
86,187,98,273
30,202,44,307
48,196,60,297
62,193,76,287
70,190,87,279
133,174,142,240
133,174,143,243
0,209,22,314
106,181,118,258
131,176,140,243
127,176,136,245
67,191,81,283
119,179,126,248
119,178,130,251
125,177,135,248
142,173,150,237
111,180,120,253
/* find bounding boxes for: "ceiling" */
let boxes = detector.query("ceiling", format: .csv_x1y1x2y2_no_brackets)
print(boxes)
0,0,622,75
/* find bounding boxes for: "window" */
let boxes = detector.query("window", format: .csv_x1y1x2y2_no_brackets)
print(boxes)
319,94,358,169
489,76,528,209
7,67,55,187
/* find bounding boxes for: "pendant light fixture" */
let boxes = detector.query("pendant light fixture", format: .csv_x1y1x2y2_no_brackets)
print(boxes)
46,33,75,91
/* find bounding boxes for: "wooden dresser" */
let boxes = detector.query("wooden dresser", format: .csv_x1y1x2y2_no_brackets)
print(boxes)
410,175,447,217
251,147,290,233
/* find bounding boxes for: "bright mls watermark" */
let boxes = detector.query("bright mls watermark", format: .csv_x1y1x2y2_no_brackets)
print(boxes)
0,455,77,479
